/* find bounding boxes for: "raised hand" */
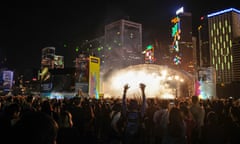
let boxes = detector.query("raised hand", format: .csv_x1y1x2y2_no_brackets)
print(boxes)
139,83,146,91
124,84,130,92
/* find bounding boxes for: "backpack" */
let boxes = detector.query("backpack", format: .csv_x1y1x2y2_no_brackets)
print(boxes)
124,111,142,136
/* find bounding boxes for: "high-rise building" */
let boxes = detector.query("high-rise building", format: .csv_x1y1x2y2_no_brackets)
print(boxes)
103,19,143,71
41,47,56,69
206,8,240,84
170,7,196,74
41,47,64,69
198,16,210,67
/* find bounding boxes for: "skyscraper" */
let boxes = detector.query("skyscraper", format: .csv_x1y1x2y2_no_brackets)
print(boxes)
41,47,64,69
207,8,240,84
103,19,143,71
170,7,195,74
41,47,56,69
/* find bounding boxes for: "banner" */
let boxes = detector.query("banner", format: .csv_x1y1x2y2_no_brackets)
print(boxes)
89,56,100,99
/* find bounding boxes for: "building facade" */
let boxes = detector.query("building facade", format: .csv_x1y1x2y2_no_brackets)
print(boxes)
170,7,196,75
41,47,64,69
41,47,56,69
103,19,143,71
207,8,240,84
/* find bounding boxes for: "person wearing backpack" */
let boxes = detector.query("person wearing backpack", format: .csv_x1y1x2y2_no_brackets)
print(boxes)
122,83,147,144
109,102,124,144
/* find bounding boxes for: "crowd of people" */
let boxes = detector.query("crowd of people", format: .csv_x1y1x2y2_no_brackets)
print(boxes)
0,83,240,144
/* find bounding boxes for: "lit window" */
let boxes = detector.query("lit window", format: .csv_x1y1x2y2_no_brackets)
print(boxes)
225,20,228,26
130,33,134,39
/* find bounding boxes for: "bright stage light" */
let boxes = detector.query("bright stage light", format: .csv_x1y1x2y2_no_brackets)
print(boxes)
102,65,181,99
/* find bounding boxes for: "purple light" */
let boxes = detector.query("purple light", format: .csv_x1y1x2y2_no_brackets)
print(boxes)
207,8,240,18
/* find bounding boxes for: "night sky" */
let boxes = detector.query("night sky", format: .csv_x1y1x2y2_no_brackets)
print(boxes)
0,0,239,73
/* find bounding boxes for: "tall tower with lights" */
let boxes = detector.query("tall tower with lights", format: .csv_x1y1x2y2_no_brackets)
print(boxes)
197,8,240,98
207,8,240,84
170,7,195,74
41,47,64,69
103,19,143,71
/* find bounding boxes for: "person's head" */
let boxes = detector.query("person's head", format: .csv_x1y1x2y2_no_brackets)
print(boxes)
41,100,53,116
26,95,34,103
161,99,169,109
169,107,183,124
112,102,122,112
180,105,189,118
128,99,139,111
72,96,81,106
13,111,59,144
191,95,199,104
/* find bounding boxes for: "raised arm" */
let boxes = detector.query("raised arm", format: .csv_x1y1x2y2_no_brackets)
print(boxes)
139,83,146,118
122,84,129,116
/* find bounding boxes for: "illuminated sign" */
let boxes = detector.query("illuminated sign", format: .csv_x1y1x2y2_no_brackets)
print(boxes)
171,17,180,23
143,45,154,64
89,56,100,99
171,16,181,52
2,71,14,91
171,8,182,65
176,7,184,15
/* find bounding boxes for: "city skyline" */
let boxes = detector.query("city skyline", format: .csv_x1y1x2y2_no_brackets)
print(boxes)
0,0,239,73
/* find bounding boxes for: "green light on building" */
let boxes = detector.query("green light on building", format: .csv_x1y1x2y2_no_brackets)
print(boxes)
146,45,153,50
75,46,79,52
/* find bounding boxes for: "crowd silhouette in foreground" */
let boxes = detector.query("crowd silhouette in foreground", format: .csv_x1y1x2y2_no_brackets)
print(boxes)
0,83,240,144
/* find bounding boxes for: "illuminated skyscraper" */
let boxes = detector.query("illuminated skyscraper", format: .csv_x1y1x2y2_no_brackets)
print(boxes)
207,8,240,83
41,47,64,69
103,19,143,71
170,7,196,74
41,47,56,69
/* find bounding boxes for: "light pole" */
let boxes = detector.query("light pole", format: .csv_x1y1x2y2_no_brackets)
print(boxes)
198,25,203,67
